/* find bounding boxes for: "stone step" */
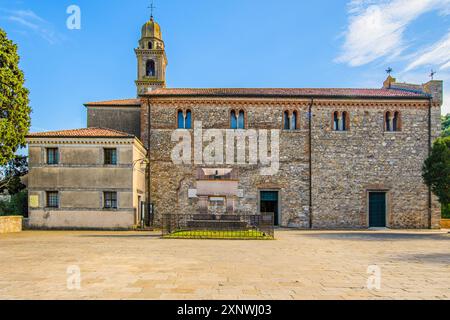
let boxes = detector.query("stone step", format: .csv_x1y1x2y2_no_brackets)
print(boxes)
192,214,241,221
187,220,249,230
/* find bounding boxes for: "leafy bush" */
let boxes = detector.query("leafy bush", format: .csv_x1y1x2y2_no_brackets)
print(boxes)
442,203,450,219
437,116,450,219
0,190,27,216
423,137,450,205
442,114,450,137
0,156,28,194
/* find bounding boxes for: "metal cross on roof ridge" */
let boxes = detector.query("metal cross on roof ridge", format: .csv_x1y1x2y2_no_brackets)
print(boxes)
148,1,156,18
430,69,436,80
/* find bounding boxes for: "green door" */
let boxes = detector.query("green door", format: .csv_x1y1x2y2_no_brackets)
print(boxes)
260,191,279,226
369,192,386,227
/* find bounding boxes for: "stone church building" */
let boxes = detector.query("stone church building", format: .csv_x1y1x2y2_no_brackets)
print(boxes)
26,16,443,230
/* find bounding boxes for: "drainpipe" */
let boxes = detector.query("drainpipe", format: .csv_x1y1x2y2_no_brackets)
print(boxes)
146,97,152,226
309,98,314,229
427,97,432,229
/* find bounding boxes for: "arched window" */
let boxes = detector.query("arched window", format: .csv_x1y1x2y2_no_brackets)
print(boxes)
284,111,290,130
146,60,155,77
342,111,348,131
292,111,298,130
185,110,192,129
177,110,184,129
148,41,153,49
385,111,392,132
230,110,237,129
238,110,245,129
333,111,339,131
393,111,400,132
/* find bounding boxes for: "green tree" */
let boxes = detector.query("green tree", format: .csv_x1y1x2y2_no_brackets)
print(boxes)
0,190,27,216
442,114,450,137
423,137,450,206
0,155,28,194
0,28,31,166
442,203,450,219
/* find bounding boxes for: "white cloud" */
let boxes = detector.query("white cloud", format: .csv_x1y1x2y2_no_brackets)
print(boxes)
336,0,450,66
442,61,450,70
0,8,62,44
405,31,450,71
338,0,450,115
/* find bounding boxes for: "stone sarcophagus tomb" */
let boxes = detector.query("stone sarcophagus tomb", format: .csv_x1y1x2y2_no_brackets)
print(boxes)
187,168,248,230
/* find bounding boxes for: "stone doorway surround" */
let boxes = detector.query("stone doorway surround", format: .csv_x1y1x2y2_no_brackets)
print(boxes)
365,186,391,229
368,192,387,228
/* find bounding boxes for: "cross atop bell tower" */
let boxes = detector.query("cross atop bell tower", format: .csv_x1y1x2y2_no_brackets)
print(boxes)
148,1,156,19
135,6,168,95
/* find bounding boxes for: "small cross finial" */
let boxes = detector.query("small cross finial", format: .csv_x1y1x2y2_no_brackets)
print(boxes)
386,67,393,76
430,69,436,80
148,1,156,19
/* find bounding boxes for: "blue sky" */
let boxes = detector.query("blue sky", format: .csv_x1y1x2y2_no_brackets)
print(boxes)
0,0,449,134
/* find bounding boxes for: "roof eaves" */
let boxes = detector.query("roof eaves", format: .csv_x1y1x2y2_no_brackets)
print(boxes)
26,135,134,139
142,93,429,100
83,100,141,107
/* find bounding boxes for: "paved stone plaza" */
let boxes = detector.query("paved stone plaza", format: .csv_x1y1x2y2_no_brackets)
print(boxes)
0,230,449,300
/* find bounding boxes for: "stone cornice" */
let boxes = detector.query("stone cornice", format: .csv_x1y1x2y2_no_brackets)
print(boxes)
136,80,165,85
134,49,165,55
145,98,434,109
26,137,148,154
86,106,141,110
26,137,135,145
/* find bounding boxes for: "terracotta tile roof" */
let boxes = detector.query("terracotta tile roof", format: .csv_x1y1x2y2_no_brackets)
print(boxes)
146,88,429,98
83,88,428,107
26,127,135,138
84,99,141,106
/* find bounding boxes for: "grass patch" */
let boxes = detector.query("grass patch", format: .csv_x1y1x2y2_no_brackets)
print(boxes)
163,229,274,240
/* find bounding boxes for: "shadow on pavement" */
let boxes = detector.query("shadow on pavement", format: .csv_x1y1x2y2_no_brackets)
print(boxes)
301,232,450,241
77,234,161,239
393,252,450,264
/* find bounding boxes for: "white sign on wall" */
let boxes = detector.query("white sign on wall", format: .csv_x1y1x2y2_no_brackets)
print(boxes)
188,189,198,198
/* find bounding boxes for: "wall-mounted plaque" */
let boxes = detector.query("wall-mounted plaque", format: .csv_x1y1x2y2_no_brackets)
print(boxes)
29,195,39,208
188,189,198,198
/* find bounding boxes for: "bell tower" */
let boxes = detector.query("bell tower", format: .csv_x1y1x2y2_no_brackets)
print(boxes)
135,14,168,95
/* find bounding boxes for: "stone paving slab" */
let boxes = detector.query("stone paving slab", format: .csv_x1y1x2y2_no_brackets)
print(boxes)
0,229,449,300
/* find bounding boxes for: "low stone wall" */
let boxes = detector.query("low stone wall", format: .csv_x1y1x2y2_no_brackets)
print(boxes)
0,216,23,234
441,219,450,229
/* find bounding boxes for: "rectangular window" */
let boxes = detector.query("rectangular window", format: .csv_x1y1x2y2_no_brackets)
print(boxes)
46,148,59,165
104,148,117,165
46,191,59,208
104,192,118,209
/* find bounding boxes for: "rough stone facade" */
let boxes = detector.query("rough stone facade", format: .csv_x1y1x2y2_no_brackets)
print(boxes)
311,99,441,229
139,99,309,227
139,94,441,229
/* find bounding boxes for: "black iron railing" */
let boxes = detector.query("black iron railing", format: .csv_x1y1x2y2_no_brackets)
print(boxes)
162,213,274,240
